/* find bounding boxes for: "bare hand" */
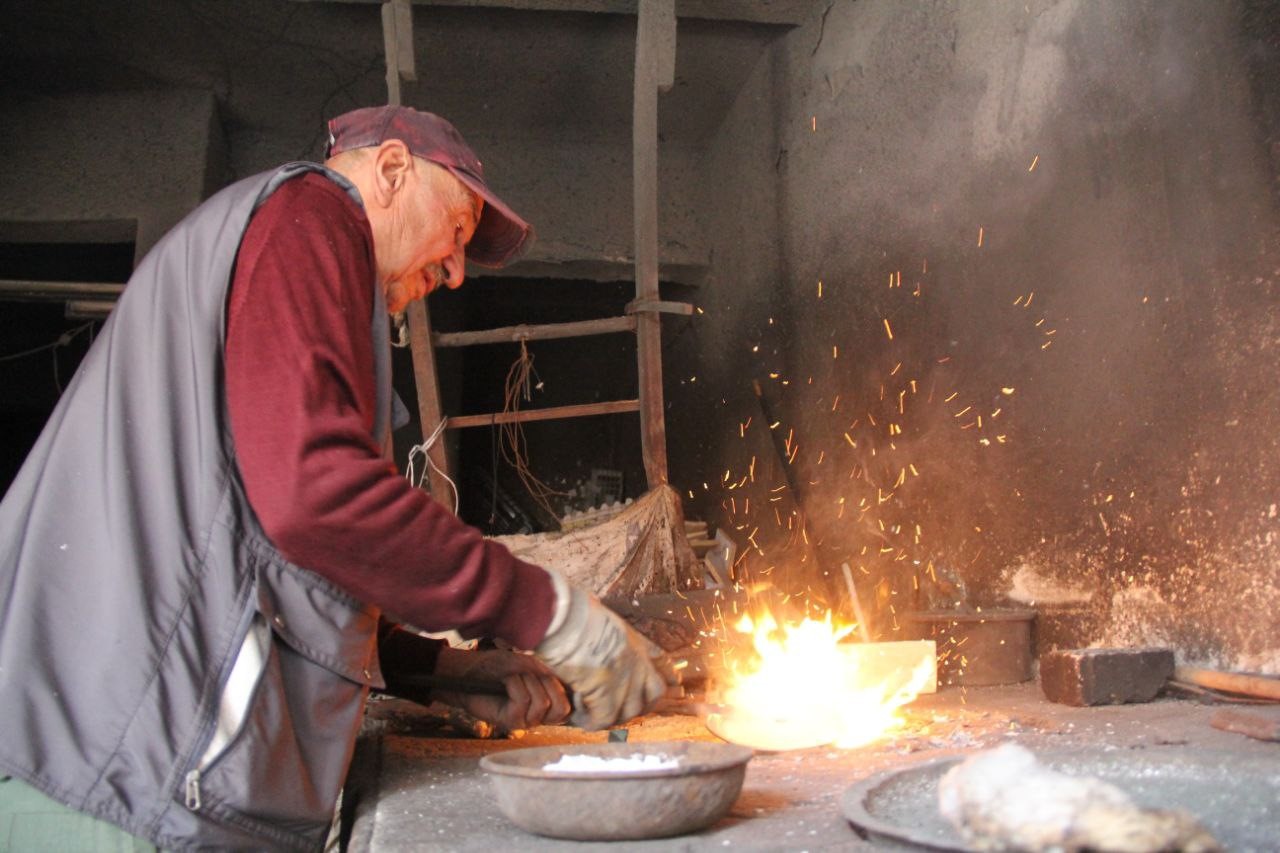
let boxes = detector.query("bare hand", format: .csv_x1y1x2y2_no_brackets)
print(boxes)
431,647,572,732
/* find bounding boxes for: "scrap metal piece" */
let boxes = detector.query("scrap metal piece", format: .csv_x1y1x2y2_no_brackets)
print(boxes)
1210,706,1280,741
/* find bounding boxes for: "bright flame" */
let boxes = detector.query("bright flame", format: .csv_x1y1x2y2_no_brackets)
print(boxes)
710,608,934,751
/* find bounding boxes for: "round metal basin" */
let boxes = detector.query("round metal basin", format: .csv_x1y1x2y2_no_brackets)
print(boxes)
480,740,752,841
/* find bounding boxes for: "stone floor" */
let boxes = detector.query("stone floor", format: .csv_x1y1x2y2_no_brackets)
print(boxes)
342,684,1279,851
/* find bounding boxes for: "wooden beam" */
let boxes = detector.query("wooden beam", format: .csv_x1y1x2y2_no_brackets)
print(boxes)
381,0,415,105
0,280,124,302
625,299,692,316
383,0,454,508
446,399,639,429
64,300,116,321
292,0,811,26
633,0,674,488
405,295,454,508
433,315,635,347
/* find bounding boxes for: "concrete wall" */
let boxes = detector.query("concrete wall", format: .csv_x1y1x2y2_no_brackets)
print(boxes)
663,43,826,581
231,113,711,283
0,89,226,260
722,0,1280,670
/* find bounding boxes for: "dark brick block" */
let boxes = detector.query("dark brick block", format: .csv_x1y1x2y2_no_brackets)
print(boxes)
1039,647,1174,706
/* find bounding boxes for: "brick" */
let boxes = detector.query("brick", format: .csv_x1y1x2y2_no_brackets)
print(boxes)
1039,647,1174,706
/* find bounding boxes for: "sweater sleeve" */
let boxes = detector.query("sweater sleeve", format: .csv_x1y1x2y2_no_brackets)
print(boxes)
224,172,554,651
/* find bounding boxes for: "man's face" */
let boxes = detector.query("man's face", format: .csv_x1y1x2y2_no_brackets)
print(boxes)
378,160,481,314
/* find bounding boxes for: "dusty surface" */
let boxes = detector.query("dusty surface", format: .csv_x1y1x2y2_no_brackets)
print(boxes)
344,685,1278,851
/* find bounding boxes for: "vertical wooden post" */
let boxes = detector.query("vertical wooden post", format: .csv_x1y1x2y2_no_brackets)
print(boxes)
381,0,415,107
382,0,453,506
406,298,454,509
634,0,676,488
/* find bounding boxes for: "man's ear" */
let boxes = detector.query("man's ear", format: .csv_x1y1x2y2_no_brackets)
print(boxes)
371,139,414,207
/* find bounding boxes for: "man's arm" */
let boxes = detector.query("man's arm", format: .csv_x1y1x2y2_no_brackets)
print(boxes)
226,173,674,729
224,173,554,649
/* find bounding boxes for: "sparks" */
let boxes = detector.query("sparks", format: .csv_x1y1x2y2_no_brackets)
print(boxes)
883,318,894,340
1028,154,1039,171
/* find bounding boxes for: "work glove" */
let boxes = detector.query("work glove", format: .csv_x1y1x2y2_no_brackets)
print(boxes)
534,570,679,730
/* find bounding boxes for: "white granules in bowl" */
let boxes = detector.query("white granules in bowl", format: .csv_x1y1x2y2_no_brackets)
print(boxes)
542,753,680,773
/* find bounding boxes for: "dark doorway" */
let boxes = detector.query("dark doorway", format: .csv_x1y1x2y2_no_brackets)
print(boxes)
0,234,135,494
391,277,654,534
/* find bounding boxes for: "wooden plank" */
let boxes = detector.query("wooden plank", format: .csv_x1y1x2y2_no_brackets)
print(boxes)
1175,666,1280,702
391,0,416,81
433,315,635,347
446,399,639,429
0,280,124,301
405,299,454,507
64,300,115,320
633,0,674,488
625,299,692,316
381,2,402,106
293,0,812,26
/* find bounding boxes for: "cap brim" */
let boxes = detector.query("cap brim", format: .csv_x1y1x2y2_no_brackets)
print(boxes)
450,169,534,268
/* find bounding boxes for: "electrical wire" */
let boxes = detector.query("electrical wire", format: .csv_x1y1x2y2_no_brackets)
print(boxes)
0,323,96,397
405,415,459,515
497,340,568,525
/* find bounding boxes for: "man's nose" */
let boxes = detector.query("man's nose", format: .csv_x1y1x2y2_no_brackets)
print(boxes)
440,243,466,290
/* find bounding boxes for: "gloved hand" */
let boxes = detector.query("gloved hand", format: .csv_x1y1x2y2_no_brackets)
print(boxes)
534,571,680,730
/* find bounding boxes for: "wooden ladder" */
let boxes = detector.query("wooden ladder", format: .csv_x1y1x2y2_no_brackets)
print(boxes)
383,0,689,509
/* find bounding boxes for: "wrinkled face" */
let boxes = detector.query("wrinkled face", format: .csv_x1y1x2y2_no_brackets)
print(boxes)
378,160,482,314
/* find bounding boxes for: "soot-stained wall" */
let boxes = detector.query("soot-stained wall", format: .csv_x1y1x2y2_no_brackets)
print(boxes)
707,0,1279,671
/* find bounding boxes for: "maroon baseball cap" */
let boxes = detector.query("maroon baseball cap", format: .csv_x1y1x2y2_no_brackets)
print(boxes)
326,105,533,267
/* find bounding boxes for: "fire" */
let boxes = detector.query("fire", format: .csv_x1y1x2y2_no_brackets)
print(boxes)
709,607,935,752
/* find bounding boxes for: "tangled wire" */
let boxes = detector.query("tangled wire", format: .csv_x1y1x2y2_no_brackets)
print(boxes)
498,340,569,525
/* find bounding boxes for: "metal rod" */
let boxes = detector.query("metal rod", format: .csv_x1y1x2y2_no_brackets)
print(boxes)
841,562,873,644
384,673,509,696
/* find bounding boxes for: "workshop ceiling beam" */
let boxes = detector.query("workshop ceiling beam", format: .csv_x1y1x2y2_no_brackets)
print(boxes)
291,0,810,27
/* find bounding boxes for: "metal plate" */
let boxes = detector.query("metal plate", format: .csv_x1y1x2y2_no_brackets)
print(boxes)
705,710,834,752
841,747,1280,852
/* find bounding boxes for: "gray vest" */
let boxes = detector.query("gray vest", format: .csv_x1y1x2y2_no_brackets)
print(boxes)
0,163,390,851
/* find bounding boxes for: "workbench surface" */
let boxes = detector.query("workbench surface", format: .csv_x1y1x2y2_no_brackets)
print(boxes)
342,684,1274,851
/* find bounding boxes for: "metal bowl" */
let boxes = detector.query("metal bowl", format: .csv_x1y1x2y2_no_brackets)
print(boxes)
479,740,752,841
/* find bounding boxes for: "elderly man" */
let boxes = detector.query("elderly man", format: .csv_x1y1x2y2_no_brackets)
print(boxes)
0,106,674,851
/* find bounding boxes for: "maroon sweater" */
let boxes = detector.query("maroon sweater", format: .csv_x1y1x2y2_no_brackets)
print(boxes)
224,172,554,653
